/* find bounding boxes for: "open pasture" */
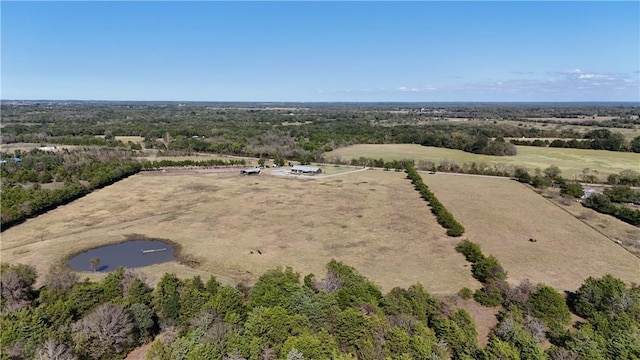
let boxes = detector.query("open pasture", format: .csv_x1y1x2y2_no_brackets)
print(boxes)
326,144,639,178
420,173,640,291
1,169,476,294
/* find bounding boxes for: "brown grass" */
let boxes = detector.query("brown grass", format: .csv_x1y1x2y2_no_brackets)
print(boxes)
545,194,640,258
1,169,477,294
420,173,640,291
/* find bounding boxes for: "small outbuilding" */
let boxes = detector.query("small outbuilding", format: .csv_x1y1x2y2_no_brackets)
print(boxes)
241,168,261,176
291,165,322,175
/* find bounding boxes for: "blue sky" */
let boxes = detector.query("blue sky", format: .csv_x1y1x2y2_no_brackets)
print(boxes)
2,1,639,102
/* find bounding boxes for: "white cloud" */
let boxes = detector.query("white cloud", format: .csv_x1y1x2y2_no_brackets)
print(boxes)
315,69,639,101
397,85,437,92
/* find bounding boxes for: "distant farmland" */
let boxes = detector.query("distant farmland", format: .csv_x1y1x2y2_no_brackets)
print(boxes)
326,144,639,178
1,169,476,294
420,173,640,291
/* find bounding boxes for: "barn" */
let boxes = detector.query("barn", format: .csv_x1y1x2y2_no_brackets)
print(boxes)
241,168,261,176
291,165,322,175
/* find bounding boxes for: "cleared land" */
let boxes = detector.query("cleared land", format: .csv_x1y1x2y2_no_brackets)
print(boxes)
540,189,640,257
419,173,640,291
1,169,476,294
326,144,639,178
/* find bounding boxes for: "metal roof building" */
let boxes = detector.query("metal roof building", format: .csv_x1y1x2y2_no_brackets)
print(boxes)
241,167,261,175
291,165,322,174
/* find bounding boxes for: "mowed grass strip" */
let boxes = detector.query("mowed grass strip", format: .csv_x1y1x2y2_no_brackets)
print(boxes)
419,173,640,291
326,144,639,178
1,169,476,294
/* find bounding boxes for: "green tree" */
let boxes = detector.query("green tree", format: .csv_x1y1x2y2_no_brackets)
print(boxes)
128,302,156,344
335,307,380,360
204,285,245,320
324,260,382,309
248,267,300,309
153,273,182,326
560,182,584,198
472,255,507,283
630,135,640,153
526,285,571,328
455,240,485,263
543,165,562,181
484,336,521,360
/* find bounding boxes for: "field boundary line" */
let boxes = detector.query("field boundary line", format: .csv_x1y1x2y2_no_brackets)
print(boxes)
521,182,639,258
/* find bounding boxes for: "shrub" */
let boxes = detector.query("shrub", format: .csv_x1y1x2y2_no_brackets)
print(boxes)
474,280,508,307
472,255,507,283
458,288,473,300
455,240,485,263
561,181,584,198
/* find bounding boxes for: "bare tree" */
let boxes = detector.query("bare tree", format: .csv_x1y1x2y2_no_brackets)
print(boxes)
1,271,29,308
286,348,304,360
321,269,342,292
89,257,101,272
261,345,276,360
44,264,79,294
523,314,546,342
223,352,247,360
72,303,134,359
548,347,579,360
36,338,77,360
1,264,37,311
504,279,533,307
121,268,148,298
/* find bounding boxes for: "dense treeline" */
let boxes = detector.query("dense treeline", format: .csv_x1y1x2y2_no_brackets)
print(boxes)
0,148,142,230
140,158,247,170
2,258,638,359
2,102,638,164
404,164,465,237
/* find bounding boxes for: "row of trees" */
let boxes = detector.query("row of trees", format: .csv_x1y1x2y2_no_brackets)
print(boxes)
404,164,465,237
512,164,640,225
140,158,247,170
583,192,640,226
512,130,640,153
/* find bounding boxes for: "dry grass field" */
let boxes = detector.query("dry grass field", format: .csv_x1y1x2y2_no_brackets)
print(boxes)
420,173,640,291
1,169,476,294
541,190,640,257
326,144,639,178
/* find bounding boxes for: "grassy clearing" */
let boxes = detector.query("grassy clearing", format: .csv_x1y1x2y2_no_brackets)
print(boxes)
326,144,639,178
115,136,145,144
419,173,640,291
1,169,476,294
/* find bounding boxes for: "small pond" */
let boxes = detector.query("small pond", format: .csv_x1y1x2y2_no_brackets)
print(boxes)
68,240,175,272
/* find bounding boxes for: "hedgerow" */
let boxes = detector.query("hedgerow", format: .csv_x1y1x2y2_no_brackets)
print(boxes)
404,164,465,237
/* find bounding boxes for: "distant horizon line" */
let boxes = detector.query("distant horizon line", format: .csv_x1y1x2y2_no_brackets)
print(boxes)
3,99,640,105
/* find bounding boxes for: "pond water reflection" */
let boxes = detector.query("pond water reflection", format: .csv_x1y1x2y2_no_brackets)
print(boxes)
68,240,175,272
